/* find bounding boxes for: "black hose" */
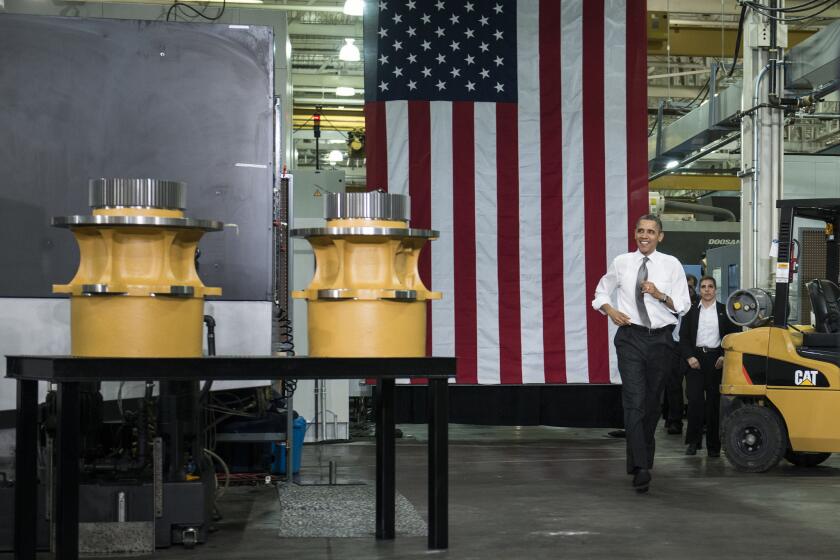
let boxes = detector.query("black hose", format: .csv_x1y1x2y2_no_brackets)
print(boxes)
200,315,217,403
727,4,747,78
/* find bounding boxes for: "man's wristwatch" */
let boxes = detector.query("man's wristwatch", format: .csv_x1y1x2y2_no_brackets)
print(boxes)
658,293,669,303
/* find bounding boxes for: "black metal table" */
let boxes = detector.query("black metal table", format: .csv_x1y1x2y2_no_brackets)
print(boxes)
6,355,456,560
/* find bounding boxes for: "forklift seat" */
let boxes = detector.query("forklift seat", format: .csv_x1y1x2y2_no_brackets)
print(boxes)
802,279,840,351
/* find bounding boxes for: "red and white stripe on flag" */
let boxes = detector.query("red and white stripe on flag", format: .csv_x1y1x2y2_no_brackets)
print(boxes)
365,0,648,385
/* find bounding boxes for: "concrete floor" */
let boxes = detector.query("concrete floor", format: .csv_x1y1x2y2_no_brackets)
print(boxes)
8,422,840,559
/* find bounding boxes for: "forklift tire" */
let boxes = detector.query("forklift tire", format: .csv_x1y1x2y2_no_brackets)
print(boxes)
784,451,831,467
722,405,786,473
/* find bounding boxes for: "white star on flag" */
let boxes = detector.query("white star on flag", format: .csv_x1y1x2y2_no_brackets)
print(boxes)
378,27,388,38
494,55,503,66
466,81,475,91
449,14,459,25
435,0,445,10
479,68,489,78
478,15,489,26
405,0,416,9
464,1,474,12
494,30,504,40
392,13,402,23
407,53,418,63
479,42,489,52
407,80,417,90
378,81,389,91
393,40,403,51
465,54,475,65
450,41,460,51
435,27,445,38
378,0,387,10
407,26,416,37
421,13,431,24
421,66,432,77
378,54,389,65
436,52,446,64
450,67,461,78
393,66,403,77
421,40,432,50
464,28,474,39
436,79,446,90
493,3,503,14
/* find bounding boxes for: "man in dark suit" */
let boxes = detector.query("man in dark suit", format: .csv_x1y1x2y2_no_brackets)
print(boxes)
663,274,700,435
679,275,739,457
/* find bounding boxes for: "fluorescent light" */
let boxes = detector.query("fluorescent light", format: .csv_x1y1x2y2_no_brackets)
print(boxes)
339,38,360,62
665,160,679,170
343,0,364,16
328,150,344,164
335,86,357,97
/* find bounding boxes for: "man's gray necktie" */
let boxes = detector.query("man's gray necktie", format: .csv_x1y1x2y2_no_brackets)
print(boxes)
636,256,651,328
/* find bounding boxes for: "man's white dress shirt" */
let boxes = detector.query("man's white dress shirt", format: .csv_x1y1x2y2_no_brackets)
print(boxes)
695,302,722,348
591,250,691,329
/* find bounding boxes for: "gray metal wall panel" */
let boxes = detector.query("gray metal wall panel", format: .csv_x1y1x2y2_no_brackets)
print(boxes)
0,14,274,300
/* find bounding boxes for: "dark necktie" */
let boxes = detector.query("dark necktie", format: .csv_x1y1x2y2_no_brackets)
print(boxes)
636,256,651,328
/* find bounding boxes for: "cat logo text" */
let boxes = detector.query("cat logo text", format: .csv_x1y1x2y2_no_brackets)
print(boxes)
795,370,819,386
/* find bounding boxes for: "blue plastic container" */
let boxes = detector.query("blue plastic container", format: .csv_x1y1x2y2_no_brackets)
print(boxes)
271,416,307,474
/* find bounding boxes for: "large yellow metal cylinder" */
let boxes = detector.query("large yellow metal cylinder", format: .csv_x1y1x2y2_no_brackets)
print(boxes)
53,179,222,357
292,192,441,357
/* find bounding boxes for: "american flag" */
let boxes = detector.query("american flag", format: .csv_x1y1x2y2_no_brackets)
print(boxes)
364,0,648,384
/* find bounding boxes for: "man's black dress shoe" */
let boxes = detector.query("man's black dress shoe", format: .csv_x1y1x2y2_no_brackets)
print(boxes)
685,443,698,455
632,468,651,493
666,422,683,435
708,450,720,458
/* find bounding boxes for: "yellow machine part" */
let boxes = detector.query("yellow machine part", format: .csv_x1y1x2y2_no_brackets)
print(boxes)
54,206,219,357
307,300,427,357
70,296,204,357
722,326,840,452
295,217,439,357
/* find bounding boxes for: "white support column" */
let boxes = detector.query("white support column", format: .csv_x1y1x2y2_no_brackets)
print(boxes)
740,3,785,292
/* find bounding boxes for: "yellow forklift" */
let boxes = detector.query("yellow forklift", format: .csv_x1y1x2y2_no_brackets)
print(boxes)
721,199,840,472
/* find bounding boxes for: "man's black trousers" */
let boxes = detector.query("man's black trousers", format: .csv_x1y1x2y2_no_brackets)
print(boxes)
685,349,723,452
614,325,674,474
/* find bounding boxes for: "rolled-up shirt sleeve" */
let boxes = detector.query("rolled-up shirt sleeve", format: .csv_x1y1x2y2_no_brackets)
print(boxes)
668,261,691,316
592,260,618,314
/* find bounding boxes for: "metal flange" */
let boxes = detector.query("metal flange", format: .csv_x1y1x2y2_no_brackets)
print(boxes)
290,226,438,239
52,215,224,231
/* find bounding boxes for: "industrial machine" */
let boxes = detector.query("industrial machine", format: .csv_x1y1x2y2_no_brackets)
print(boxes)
720,199,840,472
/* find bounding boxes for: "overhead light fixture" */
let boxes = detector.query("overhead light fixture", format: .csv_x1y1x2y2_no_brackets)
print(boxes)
665,159,679,170
343,0,364,16
339,38,360,62
328,150,344,164
335,86,357,97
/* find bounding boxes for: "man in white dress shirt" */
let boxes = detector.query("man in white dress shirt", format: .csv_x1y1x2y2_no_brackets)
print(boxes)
679,276,739,457
592,214,691,493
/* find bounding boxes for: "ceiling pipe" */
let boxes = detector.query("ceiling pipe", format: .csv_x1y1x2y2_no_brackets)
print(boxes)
664,200,736,222
648,132,741,181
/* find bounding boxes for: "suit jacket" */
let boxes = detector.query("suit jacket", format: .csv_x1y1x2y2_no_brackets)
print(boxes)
679,301,739,361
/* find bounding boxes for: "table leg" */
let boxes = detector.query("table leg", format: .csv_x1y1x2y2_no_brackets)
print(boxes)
375,378,395,540
428,378,449,550
14,380,38,560
55,382,80,560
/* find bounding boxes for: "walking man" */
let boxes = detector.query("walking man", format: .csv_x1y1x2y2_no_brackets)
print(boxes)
592,214,691,492
679,275,739,457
